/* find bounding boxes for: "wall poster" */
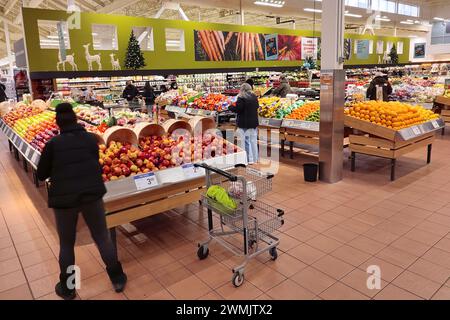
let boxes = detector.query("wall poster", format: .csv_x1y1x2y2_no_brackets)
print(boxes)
356,40,370,60
376,40,384,54
301,37,317,60
414,43,426,58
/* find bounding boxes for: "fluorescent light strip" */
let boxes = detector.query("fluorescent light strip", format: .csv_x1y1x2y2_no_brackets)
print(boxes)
254,0,285,8
345,13,362,18
304,8,322,13
375,17,391,22
433,17,445,21
400,21,414,25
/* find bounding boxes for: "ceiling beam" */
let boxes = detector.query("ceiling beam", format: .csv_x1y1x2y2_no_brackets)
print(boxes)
14,0,45,24
78,0,97,11
96,0,143,13
4,0,20,16
90,0,106,7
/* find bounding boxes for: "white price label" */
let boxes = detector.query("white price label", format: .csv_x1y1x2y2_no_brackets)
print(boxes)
18,141,23,150
133,172,158,190
431,120,439,129
261,119,270,126
182,163,204,179
31,152,39,165
412,127,421,135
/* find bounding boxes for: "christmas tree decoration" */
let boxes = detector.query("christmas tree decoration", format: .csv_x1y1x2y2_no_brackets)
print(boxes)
389,44,399,65
124,31,146,70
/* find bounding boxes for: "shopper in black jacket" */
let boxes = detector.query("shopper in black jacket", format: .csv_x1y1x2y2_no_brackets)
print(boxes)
229,83,259,163
37,103,127,300
366,72,393,101
142,81,156,115
0,83,7,102
122,80,138,101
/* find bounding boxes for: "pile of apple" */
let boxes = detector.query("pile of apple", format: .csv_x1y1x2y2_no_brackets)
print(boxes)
3,105,44,127
99,133,238,182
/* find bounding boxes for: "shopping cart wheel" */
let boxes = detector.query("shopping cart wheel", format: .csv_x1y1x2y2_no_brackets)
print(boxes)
197,245,209,260
269,247,278,261
232,272,245,287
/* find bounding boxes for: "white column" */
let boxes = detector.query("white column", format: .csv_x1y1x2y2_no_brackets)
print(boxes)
3,20,14,79
319,0,345,183
321,0,344,70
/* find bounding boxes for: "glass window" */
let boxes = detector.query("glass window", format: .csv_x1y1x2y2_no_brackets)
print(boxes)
165,28,185,52
345,0,369,9
38,20,70,49
398,3,420,17
371,0,396,13
91,24,118,50
132,27,154,51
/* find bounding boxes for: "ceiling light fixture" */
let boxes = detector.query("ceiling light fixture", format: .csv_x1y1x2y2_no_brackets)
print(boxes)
304,8,322,13
400,21,414,25
254,0,285,8
344,11,362,18
433,17,445,21
375,17,391,22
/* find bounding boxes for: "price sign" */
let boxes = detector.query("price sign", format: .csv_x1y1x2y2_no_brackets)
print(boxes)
31,152,40,165
260,118,270,126
21,142,27,154
197,109,204,116
13,135,19,145
26,148,33,159
18,140,24,150
182,163,204,179
431,120,440,129
133,172,158,190
412,126,421,135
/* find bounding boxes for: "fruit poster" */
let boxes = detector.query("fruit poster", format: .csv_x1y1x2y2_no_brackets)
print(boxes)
194,30,265,61
301,37,318,60
376,40,384,54
264,34,278,61
356,40,370,60
414,43,426,58
277,35,301,61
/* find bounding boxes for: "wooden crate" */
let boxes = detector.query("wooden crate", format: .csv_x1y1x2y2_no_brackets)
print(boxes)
435,96,450,107
344,115,397,140
441,110,450,124
349,133,435,159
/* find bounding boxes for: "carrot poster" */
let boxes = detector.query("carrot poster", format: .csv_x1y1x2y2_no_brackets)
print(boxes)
194,30,265,61
194,30,302,62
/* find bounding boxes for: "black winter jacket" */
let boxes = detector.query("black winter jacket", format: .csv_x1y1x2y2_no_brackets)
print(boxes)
122,84,139,101
37,124,106,208
366,76,393,101
229,94,259,129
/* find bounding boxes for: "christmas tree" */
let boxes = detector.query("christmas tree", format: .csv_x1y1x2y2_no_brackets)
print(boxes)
389,44,399,65
124,31,146,70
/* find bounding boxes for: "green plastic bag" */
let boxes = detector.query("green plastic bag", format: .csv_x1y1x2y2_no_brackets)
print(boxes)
206,185,237,211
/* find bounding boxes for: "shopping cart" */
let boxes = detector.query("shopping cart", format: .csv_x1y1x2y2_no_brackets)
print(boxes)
195,163,284,287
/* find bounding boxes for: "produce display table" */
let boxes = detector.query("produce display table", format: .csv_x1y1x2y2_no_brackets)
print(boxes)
0,119,41,187
345,115,445,181
258,118,283,157
102,151,247,241
433,96,450,135
281,119,320,159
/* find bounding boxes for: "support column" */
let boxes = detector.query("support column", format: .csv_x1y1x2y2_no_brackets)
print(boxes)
319,0,345,183
239,0,245,25
3,20,14,83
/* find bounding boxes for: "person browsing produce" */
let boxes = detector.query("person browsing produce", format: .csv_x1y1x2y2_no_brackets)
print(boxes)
272,76,292,98
142,81,156,115
366,72,393,102
37,103,127,300
229,83,259,164
122,80,139,101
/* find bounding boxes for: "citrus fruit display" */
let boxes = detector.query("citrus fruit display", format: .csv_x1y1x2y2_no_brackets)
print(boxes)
285,101,320,120
345,101,439,130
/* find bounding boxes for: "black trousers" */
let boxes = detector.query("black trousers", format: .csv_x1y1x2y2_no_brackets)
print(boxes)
53,199,118,276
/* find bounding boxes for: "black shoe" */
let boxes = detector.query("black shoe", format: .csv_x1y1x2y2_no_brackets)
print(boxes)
55,282,76,300
106,262,128,293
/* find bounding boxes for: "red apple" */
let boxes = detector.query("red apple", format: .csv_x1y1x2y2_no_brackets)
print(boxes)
136,159,144,168
122,166,131,176
103,165,111,174
113,167,122,177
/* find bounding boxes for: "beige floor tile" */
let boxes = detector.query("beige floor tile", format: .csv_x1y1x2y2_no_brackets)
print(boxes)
320,282,369,300
266,279,315,300
0,256,22,277
358,257,404,282
123,274,164,300
290,266,336,295
374,284,423,300
247,266,286,292
76,273,113,300
19,247,55,268
322,226,359,244
0,270,27,293
431,286,450,300
89,291,128,300
199,291,222,300
363,227,400,245
0,283,33,300
301,218,334,233
331,245,372,267
403,228,442,246
407,258,450,285
306,235,344,254
284,225,319,242
390,237,431,257
312,255,355,280
216,280,262,300
0,246,17,262
266,253,307,277
166,275,210,300
341,268,386,298
340,219,373,235
24,259,59,283
29,273,60,299
392,271,442,299
347,236,386,255
195,263,231,290
422,247,450,269
287,243,327,265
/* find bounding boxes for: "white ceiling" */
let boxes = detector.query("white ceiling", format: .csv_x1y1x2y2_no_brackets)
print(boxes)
1,0,450,58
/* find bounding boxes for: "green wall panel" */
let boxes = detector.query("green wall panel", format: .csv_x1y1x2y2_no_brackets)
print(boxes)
22,8,410,73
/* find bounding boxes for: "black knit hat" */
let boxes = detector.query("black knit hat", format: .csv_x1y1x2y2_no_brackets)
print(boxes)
55,103,77,128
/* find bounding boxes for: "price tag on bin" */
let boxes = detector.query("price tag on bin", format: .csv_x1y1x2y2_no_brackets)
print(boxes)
431,120,440,129
133,172,158,190
182,163,204,179
412,126,421,135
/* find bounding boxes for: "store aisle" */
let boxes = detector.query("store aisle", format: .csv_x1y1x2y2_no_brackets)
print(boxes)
0,133,449,300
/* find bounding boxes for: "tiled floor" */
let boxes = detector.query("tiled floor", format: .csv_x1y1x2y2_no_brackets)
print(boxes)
0,132,449,300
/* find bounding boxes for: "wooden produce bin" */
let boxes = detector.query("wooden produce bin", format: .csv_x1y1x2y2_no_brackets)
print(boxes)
345,115,445,181
280,119,320,159
102,151,247,241
441,110,450,134
258,118,283,157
